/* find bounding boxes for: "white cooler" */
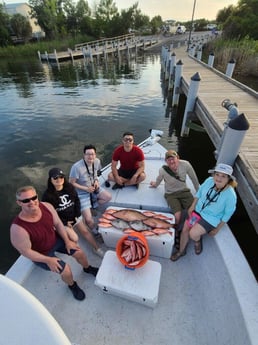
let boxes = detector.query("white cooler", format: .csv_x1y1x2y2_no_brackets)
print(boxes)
95,251,162,308
99,207,175,259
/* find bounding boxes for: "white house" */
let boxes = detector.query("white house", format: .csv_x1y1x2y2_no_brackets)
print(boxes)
3,2,45,38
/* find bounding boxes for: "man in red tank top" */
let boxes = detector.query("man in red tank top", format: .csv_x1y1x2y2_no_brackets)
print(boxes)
10,185,99,301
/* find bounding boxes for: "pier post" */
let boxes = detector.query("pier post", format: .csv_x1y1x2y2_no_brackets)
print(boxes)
208,52,214,67
197,49,202,60
165,49,171,80
54,49,58,62
127,44,130,57
180,72,201,137
189,45,196,57
89,48,93,63
117,45,121,61
45,51,49,63
161,46,168,72
103,47,107,60
217,113,250,165
68,48,74,63
168,52,176,89
215,99,239,158
172,59,183,107
225,58,236,78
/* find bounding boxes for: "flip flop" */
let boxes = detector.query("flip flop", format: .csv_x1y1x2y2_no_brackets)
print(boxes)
170,249,187,261
194,238,203,255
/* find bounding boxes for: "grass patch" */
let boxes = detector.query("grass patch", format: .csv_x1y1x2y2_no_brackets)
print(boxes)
203,37,258,77
0,34,95,59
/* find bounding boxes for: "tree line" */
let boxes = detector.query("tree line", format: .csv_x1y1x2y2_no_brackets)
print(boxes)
0,0,257,47
0,0,164,46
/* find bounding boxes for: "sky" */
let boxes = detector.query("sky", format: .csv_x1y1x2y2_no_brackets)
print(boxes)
112,0,239,21
3,0,239,21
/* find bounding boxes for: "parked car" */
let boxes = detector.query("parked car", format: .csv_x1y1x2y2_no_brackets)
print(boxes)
207,24,217,30
176,25,186,34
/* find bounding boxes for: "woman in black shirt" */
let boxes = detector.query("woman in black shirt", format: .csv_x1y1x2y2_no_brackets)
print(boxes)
42,168,104,258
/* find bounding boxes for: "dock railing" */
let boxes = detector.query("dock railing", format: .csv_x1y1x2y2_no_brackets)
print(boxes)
74,33,136,51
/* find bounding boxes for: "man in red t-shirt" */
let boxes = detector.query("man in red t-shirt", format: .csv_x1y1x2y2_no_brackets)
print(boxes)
107,132,146,189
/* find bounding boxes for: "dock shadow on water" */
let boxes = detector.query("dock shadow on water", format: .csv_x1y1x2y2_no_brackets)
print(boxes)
0,52,257,280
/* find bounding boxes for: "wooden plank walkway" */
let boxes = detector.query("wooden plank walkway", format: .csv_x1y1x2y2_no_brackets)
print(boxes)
167,44,258,232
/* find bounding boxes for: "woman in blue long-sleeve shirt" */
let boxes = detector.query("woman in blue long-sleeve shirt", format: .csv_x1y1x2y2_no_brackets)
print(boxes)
171,163,237,261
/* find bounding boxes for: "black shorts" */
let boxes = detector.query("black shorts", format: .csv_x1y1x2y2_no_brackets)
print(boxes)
118,168,137,179
198,218,214,233
33,236,77,273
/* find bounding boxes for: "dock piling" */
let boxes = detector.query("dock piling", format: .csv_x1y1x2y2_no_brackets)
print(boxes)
208,52,214,67
180,72,201,137
226,58,236,78
217,113,250,166
172,59,183,107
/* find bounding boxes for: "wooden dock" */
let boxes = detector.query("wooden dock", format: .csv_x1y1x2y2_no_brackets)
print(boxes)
162,42,258,232
38,33,159,63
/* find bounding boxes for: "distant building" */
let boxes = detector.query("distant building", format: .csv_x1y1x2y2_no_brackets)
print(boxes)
3,2,45,39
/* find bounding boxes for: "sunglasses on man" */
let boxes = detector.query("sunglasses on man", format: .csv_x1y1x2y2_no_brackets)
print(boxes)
18,195,38,204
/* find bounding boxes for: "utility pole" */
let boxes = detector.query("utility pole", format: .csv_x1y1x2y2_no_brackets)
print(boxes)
187,0,197,52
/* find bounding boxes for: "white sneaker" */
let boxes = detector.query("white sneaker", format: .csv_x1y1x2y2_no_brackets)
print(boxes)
93,247,105,258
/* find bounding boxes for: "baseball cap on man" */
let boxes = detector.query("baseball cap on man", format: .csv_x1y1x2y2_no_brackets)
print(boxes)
48,167,65,179
208,163,235,180
165,150,178,159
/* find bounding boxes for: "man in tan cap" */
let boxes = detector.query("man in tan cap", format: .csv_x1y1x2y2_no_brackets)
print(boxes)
150,150,199,248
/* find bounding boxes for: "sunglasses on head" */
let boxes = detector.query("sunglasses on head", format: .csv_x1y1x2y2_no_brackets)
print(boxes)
18,195,38,204
53,175,64,180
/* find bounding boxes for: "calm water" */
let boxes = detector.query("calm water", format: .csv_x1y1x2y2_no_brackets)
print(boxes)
0,53,257,278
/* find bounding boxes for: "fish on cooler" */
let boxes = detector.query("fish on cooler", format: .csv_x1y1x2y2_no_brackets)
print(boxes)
112,209,148,222
143,217,172,229
129,220,152,231
111,219,130,230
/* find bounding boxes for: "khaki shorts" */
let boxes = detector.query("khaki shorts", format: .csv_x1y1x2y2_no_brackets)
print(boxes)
165,189,193,214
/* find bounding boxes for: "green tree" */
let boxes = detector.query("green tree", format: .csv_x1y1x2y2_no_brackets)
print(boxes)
62,0,78,35
10,14,32,41
193,18,208,31
150,15,163,34
216,5,235,25
63,0,92,36
219,0,258,40
29,0,60,39
75,0,92,35
94,0,118,36
134,9,150,30
0,4,11,46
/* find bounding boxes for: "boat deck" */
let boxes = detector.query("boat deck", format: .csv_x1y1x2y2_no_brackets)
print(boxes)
6,140,258,345
20,228,256,345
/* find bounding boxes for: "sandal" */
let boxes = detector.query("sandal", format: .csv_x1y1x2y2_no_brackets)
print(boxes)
174,229,180,250
194,238,203,255
170,249,187,262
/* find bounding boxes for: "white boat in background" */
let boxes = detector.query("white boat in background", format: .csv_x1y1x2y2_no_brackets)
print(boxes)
4,130,258,345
